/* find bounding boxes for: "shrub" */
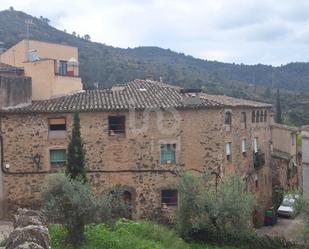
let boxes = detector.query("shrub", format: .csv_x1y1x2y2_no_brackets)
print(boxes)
177,173,256,244
49,220,190,249
43,174,130,247
42,174,96,246
115,219,188,249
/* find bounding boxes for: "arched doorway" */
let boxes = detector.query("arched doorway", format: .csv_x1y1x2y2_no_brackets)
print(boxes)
122,190,132,219
109,187,134,219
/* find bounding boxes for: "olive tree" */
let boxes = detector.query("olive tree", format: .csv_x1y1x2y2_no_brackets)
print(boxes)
42,174,128,247
177,173,256,243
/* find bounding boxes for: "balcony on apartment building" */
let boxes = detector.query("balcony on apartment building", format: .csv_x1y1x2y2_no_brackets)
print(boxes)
54,58,80,78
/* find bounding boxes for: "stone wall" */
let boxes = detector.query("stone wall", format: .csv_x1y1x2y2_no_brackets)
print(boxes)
1,107,273,221
5,209,50,249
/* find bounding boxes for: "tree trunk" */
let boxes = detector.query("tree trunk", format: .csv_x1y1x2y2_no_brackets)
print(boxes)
67,219,85,248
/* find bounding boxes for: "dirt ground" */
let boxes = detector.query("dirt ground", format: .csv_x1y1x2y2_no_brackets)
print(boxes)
0,221,13,243
256,216,304,242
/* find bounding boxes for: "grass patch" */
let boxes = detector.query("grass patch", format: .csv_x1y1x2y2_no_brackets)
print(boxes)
49,219,236,249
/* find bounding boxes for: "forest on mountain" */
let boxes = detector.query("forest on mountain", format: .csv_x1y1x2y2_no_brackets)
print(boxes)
0,8,308,125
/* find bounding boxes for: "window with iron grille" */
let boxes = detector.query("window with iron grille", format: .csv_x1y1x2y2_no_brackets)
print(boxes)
260,110,264,122
161,189,178,206
225,112,232,125
241,112,247,128
50,149,66,166
160,144,176,164
108,116,125,135
256,110,260,123
264,110,267,122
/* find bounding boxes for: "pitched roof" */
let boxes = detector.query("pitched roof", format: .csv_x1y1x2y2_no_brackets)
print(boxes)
272,123,299,133
0,62,24,75
200,94,272,108
1,79,272,113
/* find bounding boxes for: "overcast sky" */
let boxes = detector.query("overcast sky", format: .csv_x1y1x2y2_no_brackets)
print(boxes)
1,0,309,65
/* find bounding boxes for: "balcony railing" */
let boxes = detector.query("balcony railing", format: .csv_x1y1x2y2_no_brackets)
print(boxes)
253,151,265,169
54,61,80,77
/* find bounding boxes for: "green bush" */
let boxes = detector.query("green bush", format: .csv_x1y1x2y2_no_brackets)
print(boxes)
177,173,256,244
43,174,96,246
49,220,238,249
115,219,188,249
43,174,129,247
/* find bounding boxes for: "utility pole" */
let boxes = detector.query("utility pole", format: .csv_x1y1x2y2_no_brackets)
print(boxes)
25,19,33,61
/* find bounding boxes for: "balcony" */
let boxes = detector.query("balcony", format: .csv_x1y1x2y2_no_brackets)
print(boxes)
253,151,265,169
54,59,80,78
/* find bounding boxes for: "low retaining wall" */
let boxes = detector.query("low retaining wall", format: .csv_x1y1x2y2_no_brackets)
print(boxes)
5,209,50,249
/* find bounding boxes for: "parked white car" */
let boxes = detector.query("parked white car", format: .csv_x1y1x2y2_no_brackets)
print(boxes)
277,194,299,218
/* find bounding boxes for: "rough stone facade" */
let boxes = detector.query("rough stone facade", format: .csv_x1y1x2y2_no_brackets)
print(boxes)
1,106,272,224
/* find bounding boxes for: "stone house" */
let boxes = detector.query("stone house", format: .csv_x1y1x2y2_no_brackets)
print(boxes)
0,62,32,218
270,124,302,204
302,126,309,197
0,78,273,224
0,39,280,226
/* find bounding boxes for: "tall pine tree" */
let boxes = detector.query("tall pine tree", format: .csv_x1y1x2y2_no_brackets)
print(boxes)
67,112,87,181
275,88,282,124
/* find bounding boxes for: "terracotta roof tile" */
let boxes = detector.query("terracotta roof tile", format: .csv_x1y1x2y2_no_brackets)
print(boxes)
1,79,272,113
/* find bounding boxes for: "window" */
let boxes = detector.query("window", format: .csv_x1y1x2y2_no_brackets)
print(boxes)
291,134,295,146
260,110,264,122
264,110,267,122
49,118,66,131
255,179,259,190
108,116,125,135
252,111,255,123
58,60,68,75
241,112,246,123
241,139,247,156
256,110,260,123
50,149,66,165
224,111,232,125
241,112,247,128
160,144,176,164
253,138,258,153
161,189,178,206
226,142,232,161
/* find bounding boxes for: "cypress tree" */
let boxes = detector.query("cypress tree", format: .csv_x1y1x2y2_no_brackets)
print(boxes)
67,112,87,181
275,88,282,124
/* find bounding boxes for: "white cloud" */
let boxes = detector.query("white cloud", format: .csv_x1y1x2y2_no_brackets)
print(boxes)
1,0,309,65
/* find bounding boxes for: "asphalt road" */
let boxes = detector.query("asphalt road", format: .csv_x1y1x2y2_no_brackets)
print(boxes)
256,216,304,242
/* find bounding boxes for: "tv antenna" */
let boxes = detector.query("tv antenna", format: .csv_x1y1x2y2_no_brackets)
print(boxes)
25,19,33,61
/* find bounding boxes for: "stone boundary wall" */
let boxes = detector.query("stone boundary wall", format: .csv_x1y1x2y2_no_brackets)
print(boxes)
5,209,50,249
